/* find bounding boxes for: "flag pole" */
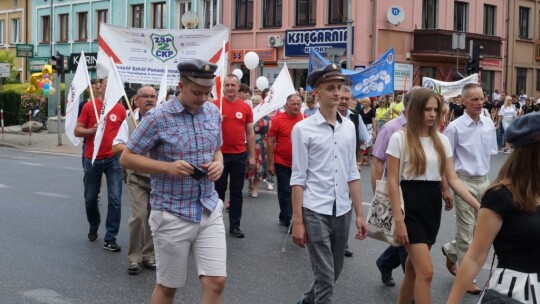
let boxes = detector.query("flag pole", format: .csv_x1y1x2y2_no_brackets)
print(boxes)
84,52,100,123
402,74,408,100
108,56,137,127
219,40,227,114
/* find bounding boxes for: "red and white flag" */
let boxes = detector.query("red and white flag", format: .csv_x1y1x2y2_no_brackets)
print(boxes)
211,41,228,106
65,50,91,146
92,57,126,164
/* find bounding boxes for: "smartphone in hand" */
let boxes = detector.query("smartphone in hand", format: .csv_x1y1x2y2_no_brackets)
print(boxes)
190,164,207,180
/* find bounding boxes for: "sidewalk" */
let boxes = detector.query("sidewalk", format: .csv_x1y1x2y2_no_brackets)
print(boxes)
0,125,81,155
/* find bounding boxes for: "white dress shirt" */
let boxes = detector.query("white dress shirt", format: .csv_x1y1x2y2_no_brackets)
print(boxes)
113,109,141,146
444,112,498,177
290,110,361,216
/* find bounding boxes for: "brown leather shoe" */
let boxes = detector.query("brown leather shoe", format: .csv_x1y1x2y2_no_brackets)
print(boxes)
466,282,481,295
441,247,457,276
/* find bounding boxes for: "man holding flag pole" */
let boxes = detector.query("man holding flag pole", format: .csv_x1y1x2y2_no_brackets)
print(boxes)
74,57,127,252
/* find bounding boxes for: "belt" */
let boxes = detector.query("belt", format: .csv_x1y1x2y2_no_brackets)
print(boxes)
457,173,488,181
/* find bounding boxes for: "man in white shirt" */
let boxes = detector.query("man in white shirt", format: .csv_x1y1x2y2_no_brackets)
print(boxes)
441,83,498,294
291,64,368,304
112,86,157,275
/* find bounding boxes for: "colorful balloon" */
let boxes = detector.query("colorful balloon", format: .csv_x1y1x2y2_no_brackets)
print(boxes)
49,87,56,95
44,83,50,90
43,89,50,97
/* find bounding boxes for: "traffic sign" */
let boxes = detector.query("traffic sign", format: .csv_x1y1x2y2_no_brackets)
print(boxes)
16,44,34,57
0,63,10,77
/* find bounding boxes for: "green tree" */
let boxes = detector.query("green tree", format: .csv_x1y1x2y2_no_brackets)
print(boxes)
0,50,18,80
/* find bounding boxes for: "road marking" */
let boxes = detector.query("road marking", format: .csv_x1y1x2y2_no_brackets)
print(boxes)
0,184,12,188
62,167,81,171
19,162,43,166
35,192,70,198
9,156,34,160
362,202,371,206
22,288,74,304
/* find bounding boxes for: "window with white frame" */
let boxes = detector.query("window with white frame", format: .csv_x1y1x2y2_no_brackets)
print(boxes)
483,4,496,36
454,1,468,32
78,12,88,41
153,2,166,29
178,0,192,29
41,16,50,43
422,0,437,29
132,4,144,28
11,18,20,44
204,0,220,29
0,21,4,45
59,14,69,42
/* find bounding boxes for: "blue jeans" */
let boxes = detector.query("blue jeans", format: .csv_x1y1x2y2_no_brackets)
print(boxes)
275,164,292,225
302,207,351,304
376,245,408,274
215,152,247,231
83,156,123,242
497,123,505,148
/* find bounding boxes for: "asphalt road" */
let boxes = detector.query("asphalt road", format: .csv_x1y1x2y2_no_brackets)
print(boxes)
0,147,507,303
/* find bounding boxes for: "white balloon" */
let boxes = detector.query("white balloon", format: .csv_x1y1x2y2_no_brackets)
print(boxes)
232,69,243,80
256,76,269,90
244,51,260,70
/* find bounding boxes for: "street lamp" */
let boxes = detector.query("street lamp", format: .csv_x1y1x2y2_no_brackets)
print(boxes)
181,11,199,29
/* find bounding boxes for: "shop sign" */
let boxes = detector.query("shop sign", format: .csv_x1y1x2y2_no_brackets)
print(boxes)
285,27,354,57
480,59,500,67
230,48,276,63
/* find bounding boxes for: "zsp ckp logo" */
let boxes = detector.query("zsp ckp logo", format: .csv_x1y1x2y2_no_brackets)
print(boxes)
150,34,177,63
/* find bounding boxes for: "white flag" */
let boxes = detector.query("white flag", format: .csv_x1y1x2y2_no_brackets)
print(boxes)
92,57,126,164
156,67,168,106
252,64,296,123
65,51,91,146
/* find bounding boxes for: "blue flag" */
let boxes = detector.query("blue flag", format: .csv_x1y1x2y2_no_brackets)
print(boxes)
349,48,395,98
306,49,359,92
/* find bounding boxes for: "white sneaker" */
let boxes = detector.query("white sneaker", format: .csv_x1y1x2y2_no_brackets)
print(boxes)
267,183,274,190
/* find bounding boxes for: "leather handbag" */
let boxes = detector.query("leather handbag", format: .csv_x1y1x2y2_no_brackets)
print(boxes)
480,289,522,304
478,254,523,304
366,132,406,247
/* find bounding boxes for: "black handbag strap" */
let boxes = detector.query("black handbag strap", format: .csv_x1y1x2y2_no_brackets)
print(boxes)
480,252,497,294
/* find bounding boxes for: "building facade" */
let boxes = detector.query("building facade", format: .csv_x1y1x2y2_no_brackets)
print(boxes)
506,0,540,95
28,0,521,97
0,0,31,81
224,0,507,96
32,0,220,78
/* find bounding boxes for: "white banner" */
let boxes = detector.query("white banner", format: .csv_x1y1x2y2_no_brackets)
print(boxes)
252,64,296,123
422,74,479,98
97,24,229,85
394,63,413,91
65,50,91,146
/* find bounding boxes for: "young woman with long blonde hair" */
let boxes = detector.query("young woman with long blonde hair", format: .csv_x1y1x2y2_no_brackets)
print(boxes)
386,88,480,304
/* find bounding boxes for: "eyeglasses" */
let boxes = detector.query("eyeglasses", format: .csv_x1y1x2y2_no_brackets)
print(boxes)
139,94,156,99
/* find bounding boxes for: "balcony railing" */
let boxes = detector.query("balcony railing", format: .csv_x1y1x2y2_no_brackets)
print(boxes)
412,29,502,58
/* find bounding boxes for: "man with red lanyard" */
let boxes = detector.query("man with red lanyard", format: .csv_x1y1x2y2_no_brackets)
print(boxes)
267,94,304,228
75,77,126,252
214,74,256,238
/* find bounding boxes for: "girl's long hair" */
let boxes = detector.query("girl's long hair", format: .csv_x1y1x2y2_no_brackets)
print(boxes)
404,88,447,176
485,142,540,213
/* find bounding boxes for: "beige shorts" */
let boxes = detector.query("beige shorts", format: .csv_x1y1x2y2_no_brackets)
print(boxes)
148,200,227,289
